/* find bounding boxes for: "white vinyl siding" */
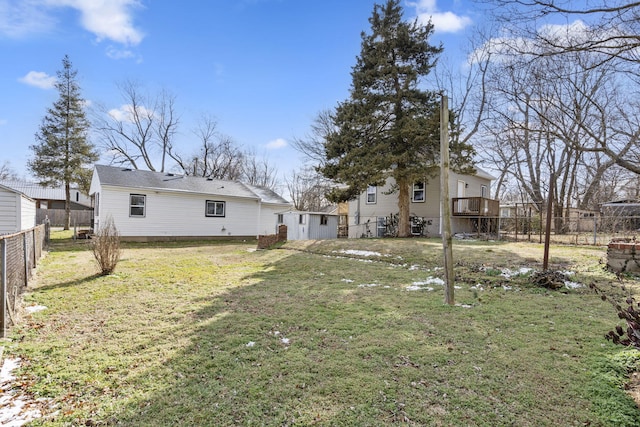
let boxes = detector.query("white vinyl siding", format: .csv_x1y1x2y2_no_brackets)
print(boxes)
0,188,36,234
98,186,284,238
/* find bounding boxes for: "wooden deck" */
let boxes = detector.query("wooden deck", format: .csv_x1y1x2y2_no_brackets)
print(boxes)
452,197,500,217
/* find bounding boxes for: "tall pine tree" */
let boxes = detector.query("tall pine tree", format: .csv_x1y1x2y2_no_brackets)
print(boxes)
29,55,99,230
321,0,474,237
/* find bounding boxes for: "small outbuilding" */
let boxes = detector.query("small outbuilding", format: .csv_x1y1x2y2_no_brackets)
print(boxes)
277,211,338,240
0,184,36,235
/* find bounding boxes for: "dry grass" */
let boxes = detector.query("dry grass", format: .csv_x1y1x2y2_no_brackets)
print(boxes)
6,237,640,426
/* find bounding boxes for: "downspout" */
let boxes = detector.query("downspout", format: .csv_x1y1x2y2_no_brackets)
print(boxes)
256,199,262,239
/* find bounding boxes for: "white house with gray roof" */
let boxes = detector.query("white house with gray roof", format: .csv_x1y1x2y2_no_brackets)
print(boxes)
89,165,292,241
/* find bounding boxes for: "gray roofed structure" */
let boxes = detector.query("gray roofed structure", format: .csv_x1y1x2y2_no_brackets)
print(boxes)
0,180,66,201
93,165,290,204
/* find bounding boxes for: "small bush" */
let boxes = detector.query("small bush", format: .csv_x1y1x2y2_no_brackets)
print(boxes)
591,283,640,350
90,216,122,275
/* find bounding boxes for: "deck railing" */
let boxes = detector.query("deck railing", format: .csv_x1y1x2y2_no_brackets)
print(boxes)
452,197,500,217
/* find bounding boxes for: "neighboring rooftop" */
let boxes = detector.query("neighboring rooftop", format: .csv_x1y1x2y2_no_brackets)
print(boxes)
93,165,290,205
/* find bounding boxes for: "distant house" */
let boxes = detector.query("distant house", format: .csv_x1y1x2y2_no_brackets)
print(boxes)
345,168,498,238
0,180,91,210
89,165,292,241
601,199,640,232
0,184,36,235
0,180,92,226
277,210,339,240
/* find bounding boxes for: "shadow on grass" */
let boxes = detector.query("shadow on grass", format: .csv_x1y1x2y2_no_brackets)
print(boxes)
98,243,637,426
33,273,103,292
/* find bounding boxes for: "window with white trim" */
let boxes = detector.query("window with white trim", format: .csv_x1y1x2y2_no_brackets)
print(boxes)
277,214,284,223
129,194,146,217
412,182,425,202
366,185,377,204
206,200,226,217
481,185,488,198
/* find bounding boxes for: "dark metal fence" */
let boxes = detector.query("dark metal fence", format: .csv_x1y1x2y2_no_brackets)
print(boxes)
0,224,48,337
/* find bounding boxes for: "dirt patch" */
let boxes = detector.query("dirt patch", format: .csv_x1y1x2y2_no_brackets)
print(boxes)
626,372,640,407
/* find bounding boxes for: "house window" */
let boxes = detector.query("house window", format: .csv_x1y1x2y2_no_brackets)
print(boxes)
481,185,488,198
277,214,284,223
299,214,306,224
206,200,226,217
130,194,146,217
412,182,425,202
366,186,377,204
320,215,328,225
95,193,100,216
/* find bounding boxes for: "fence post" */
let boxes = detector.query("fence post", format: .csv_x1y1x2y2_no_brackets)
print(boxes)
1,239,6,338
593,216,598,246
44,216,51,250
23,233,29,287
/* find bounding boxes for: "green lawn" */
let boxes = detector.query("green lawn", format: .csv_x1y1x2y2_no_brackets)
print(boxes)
7,237,640,426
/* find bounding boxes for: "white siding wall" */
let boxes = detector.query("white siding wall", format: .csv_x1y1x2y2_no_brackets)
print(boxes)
0,188,18,234
100,186,268,238
20,195,36,230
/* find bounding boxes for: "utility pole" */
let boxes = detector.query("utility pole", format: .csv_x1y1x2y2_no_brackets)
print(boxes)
440,93,454,305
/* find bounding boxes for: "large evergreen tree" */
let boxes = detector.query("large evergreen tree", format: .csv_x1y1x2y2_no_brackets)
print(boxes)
321,0,474,237
29,55,99,230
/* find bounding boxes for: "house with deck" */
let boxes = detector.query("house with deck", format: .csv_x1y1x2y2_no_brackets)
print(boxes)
345,168,498,238
89,165,292,241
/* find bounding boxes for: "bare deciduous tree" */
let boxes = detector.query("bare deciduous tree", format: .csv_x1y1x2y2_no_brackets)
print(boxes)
93,80,180,172
285,167,334,212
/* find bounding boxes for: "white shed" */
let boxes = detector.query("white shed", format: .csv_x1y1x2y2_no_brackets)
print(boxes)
89,165,292,241
278,211,339,240
0,184,36,235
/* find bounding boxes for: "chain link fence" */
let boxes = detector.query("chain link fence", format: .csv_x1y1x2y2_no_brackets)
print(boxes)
0,224,48,337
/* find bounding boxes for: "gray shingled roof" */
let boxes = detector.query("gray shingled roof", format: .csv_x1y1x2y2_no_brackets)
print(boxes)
94,165,290,205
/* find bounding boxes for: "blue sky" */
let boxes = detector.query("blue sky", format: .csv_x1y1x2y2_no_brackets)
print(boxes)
0,0,480,184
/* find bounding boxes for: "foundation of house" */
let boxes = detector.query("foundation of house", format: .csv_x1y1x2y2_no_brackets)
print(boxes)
607,239,640,273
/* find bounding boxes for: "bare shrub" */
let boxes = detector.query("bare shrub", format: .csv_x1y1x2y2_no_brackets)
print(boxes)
90,216,122,275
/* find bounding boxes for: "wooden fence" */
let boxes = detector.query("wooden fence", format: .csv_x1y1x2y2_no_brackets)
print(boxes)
36,208,92,227
0,224,48,337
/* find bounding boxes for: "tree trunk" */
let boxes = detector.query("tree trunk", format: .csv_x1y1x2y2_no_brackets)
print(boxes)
397,178,411,237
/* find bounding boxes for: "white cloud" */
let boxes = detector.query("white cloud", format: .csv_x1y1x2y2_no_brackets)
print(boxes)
46,0,144,45
0,0,143,46
469,20,605,64
265,138,287,150
407,0,472,34
0,0,57,38
108,104,154,122
18,71,56,89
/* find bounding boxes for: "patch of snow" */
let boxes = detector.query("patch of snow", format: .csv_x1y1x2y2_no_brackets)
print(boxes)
336,249,386,257
470,284,484,291
406,285,422,291
0,358,43,426
502,285,512,290
409,265,421,271
341,279,354,283
281,338,290,345
559,270,575,276
246,341,256,347
24,305,47,314
456,304,473,308
564,281,584,289
499,267,533,278
358,283,381,288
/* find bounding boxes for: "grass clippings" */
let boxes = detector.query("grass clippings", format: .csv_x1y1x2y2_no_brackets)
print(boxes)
4,237,640,426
